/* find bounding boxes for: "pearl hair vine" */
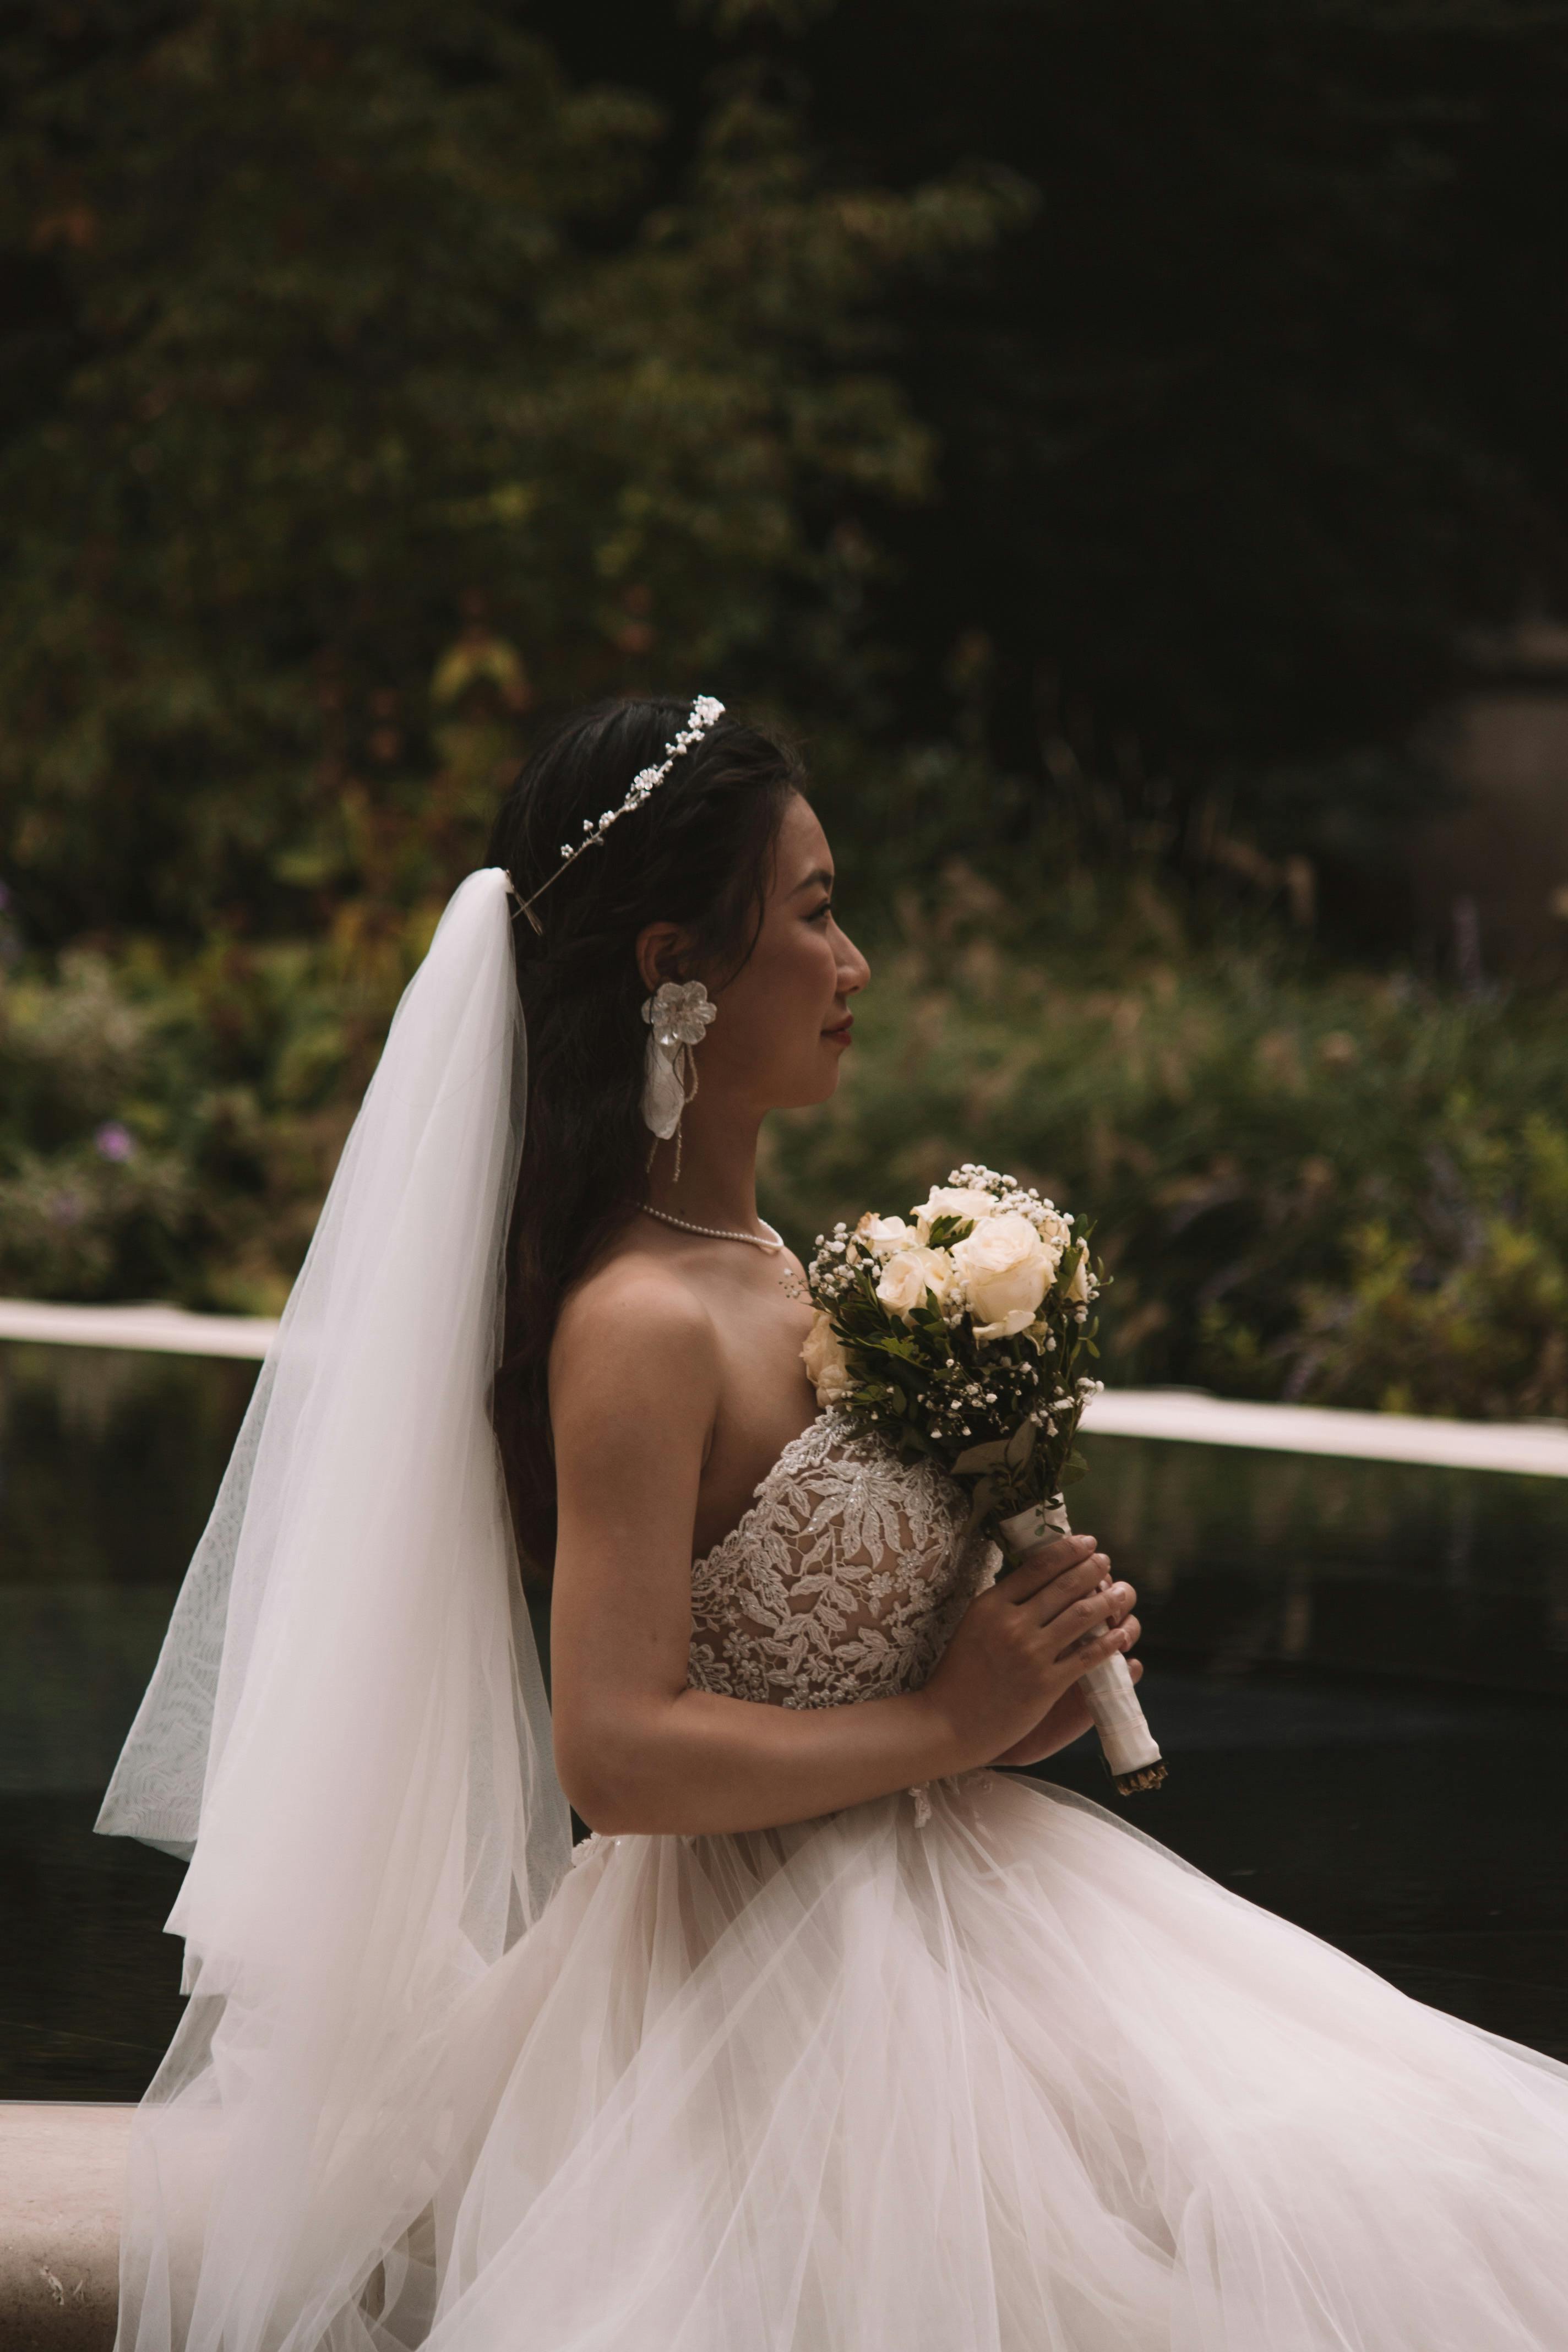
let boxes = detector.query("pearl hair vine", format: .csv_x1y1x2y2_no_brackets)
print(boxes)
505,694,726,935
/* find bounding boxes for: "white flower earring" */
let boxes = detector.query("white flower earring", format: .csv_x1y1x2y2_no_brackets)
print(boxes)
641,978,717,1181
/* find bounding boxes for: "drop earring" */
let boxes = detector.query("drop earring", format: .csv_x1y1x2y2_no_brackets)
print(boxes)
640,978,717,1184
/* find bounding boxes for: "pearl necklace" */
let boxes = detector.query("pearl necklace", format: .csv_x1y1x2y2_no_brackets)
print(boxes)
640,1203,786,1251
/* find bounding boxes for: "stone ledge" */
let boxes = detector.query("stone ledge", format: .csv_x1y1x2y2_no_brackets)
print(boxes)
0,2104,132,2352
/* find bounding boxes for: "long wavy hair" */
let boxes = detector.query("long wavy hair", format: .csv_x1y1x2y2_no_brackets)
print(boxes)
487,697,805,1582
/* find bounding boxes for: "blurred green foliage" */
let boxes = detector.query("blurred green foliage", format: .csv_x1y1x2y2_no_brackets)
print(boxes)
1,1,1011,947
11,837,1568,1427
0,0,1013,1303
761,856,1568,1423
2,0,1566,1418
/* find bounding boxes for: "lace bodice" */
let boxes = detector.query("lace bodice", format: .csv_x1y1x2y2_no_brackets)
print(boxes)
687,1407,1001,1711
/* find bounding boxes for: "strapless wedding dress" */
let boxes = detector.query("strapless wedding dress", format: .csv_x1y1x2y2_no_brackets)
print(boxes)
314,1402,1566,2352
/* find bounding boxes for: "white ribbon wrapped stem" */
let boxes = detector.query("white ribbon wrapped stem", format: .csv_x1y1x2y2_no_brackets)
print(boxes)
996,1496,1167,1794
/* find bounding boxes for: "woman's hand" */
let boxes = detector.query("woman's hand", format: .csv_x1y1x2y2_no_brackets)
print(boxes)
987,1641,1143,1770
920,1531,1140,1775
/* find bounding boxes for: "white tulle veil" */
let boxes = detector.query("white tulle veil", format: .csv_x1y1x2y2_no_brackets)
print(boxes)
95,865,574,2352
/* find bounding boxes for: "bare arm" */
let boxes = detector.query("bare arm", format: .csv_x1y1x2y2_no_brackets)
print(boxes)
546,1275,1140,1836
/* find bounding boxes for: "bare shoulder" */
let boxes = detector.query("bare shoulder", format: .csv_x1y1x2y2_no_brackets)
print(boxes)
550,1248,722,1451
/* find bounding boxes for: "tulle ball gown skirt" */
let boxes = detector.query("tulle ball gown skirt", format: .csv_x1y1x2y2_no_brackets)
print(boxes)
348,1768,1568,2352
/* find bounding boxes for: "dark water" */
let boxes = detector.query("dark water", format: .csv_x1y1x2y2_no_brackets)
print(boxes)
3,1338,1566,2097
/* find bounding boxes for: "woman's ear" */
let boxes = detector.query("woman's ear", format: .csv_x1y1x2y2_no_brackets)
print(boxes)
634,920,695,994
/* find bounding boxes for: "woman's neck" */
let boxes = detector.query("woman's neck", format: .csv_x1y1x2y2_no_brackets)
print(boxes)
643,1099,764,1234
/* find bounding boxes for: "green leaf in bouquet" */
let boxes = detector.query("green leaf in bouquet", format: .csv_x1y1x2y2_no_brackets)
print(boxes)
891,1422,941,1463
924,1213,977,1248
952,1437,1011,1476
868,1353,926,1399
1060,1450,1089,1485
959,1476,996,1546
1003,1418,1037,1473
1082,1338,1100,1358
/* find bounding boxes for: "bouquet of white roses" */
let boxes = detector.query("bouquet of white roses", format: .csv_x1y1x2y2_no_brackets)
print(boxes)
800,1162,1164,1794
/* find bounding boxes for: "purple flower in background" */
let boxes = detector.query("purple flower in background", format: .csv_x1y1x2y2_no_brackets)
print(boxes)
94,1120,136,1162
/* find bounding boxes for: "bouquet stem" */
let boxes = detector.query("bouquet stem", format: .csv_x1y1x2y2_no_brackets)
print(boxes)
996,1496,1167,1795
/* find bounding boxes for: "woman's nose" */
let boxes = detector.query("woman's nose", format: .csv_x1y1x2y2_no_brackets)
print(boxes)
841,938,871,993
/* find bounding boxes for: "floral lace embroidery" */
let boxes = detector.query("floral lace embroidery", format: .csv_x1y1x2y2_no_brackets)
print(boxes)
687,1407,1000,1717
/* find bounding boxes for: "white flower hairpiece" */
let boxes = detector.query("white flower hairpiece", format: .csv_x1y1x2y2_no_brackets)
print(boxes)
509,695,726,935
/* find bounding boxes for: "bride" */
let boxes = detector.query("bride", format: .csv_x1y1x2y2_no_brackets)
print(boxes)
99,695,1568,2351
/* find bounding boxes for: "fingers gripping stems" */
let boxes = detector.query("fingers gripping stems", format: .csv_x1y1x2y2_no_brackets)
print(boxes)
996,1499,1166,1794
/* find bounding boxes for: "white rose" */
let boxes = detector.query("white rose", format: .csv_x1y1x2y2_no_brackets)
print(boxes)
1035,1207,1073,1261
874,1244,956,1320
973,1304,1038,1341
855,1211,915,1256
912,1184,998,1241
801,1309,854,1404
951,1210,1057,1337
1065,1247,1092,1305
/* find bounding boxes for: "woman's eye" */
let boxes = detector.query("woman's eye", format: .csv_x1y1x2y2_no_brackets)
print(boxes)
810,900,834,923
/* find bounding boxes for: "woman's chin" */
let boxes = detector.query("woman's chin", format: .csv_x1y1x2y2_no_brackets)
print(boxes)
774,1061,846,1112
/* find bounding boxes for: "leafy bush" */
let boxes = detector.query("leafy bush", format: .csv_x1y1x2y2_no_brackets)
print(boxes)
4,6,1566,1403
7,824,1566,1424
762,854,1568,1422
1,5,1010,950
0,917,432,1309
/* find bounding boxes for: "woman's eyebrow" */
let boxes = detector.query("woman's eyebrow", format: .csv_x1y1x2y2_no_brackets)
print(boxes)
790,867,835,895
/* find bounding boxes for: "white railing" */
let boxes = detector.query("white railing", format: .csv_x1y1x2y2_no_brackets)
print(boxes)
1083,1386,1568,1480
3,1296,1567,1479
0,1297,279,1362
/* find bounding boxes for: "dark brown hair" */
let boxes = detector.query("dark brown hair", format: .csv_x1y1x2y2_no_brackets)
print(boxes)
486,696,804,1581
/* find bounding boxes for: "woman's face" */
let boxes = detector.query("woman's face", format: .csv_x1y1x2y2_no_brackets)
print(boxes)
640,793,870,1115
